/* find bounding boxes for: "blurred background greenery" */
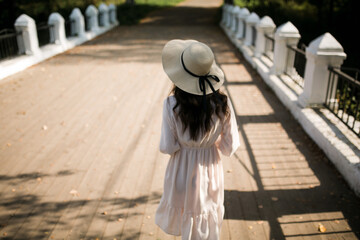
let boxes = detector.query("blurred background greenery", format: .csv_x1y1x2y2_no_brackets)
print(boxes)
0,0,183,28
233,0,359,68
0,0,358,68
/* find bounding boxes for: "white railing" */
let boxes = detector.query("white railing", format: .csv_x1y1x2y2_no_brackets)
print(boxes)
0,2,119,80
220,4,360,197
220,3,346,108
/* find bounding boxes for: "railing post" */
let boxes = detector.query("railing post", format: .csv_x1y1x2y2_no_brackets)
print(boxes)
298,33,346,107
230,6,241,34
99,3,110,27
108,4,118,24
272,21,300,75
244,12,260,46
254,16,275,58
235,8,250,39
48,13,66,45
69,8,85,36
225,5,234,28
14,14,40,55
85,5,99,32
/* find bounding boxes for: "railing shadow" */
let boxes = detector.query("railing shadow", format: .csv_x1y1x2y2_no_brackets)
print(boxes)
221,41,360,239
0,187,161,239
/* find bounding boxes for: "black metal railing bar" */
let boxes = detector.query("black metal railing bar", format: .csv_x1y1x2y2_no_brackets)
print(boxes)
85,16,91,31
251,26,257,46
325,66,360,136
340,67,360,81
264,33,274,61
242,20,246,38
65,19,76,37
285,43,307,87
37,23,54,47
0,28,21,61
98,12,104,27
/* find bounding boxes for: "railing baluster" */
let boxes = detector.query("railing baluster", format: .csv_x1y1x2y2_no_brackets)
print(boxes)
325,66,360,136
285,43,306,88
0,28,21,61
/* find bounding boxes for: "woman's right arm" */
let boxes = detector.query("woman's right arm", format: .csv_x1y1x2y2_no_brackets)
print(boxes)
159,98,180,155
216,99,240,156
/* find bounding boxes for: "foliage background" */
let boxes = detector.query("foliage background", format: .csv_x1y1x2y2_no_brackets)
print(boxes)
0,0,183,28
233,0,360,68
0,0,359,68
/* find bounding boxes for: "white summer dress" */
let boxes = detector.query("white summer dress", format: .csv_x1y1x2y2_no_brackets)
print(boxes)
155,96,240,240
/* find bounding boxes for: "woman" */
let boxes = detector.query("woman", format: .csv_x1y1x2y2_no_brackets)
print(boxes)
155,39,240,240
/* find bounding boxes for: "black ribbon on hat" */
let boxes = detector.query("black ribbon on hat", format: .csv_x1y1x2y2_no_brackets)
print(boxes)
181,51,220,111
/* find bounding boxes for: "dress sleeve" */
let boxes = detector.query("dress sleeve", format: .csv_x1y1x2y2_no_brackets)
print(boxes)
216,99,240,156
159,98,180,155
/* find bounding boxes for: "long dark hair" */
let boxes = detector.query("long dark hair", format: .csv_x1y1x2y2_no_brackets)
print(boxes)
171,85,229,140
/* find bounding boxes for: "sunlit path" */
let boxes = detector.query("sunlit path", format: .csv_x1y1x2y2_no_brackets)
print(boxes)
0,0,359,239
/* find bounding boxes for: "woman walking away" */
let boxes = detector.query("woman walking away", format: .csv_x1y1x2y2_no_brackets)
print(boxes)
155,39,240,240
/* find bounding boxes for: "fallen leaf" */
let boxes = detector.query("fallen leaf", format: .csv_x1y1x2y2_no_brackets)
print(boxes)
257,221,264,224
258,205,263,209
42,125,48,130
318,223,326,232
271,197,279,201
102,211,107,215
7,143,12,147
334,220,340,224
248,225,253,229
149,232,153,236
3,232,7,236
12,188,16,192
147,215,151,219
69,189,79,196
37,177,42,182
227,170,232,173
271,164,276,169
117,218,123,222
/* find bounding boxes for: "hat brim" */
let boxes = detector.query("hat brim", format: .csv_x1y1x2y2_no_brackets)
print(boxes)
162,39,225,95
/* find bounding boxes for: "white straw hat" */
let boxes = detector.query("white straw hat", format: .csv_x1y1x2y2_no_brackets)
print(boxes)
162,39,224,96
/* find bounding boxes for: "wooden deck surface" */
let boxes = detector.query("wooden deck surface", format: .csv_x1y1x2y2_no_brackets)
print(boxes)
0,0,359,239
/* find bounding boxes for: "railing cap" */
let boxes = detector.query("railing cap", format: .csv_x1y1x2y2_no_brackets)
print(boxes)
70,8,83,19
15,14,35,27
307,32,346,57
232,6,241,13
99,3,109,12
108,4,116,10
85,5,98,16
48,12,64,24
246,12,260,23
238,8,250,18
258,16,276,28
275,21,300,38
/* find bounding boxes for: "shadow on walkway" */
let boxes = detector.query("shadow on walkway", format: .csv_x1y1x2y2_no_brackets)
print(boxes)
0,0,359,239
222,47,360,239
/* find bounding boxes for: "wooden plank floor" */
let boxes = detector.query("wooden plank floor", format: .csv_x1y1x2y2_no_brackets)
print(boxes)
0,0,359,239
